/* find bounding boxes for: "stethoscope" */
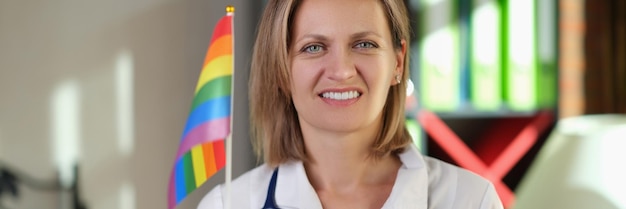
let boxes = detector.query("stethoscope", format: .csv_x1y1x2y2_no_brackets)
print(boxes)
262,168,281,209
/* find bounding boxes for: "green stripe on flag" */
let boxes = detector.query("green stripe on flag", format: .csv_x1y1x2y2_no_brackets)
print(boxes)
182,152,196,193
191,75,231,111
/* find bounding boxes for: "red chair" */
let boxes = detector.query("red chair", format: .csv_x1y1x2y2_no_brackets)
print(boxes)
417,110,553,208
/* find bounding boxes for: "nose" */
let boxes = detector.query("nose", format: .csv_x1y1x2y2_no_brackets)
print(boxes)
325,49,356,81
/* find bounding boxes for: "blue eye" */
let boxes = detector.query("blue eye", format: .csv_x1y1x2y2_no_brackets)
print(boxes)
355,42,376,48
303,44,323,53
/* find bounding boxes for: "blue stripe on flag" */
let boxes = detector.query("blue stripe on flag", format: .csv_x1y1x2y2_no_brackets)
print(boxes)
182,95,231,139
174,159,187,204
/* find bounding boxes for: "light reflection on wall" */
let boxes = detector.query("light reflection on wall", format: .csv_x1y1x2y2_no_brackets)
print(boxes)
119,181,136,209
116,49,135,156
115,49,136,209
50,79,81,187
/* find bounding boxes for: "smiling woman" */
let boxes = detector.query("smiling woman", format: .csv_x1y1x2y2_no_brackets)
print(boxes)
198,0,504,208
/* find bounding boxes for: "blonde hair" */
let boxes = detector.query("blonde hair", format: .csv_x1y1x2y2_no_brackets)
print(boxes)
250,0,412,166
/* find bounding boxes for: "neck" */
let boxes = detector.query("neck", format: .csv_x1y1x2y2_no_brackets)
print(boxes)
302,130,401,193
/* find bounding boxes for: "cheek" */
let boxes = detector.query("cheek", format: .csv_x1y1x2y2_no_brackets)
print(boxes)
290,62,315,95
357,57,395,85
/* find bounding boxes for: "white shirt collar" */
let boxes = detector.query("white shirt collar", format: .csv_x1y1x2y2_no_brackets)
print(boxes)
275,144,429,209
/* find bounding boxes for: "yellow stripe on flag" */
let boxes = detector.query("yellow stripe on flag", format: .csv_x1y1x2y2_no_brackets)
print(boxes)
195,55,233,94
191,145,207,187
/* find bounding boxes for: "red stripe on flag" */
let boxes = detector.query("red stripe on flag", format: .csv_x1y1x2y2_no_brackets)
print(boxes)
213,139,226,170
209,15,232,43
202,14,233,74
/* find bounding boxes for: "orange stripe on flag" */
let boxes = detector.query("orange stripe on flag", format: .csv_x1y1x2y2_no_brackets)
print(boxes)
203,35,232,66
202,142,217,177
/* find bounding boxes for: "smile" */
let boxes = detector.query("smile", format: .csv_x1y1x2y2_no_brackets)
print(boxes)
320,91,361,100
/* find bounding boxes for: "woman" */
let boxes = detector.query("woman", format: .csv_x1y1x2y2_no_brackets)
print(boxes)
199,0,503,208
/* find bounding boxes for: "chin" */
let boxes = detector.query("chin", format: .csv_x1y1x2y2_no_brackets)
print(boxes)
317,120,371,134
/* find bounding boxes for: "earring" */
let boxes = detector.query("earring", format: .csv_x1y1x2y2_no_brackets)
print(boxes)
395,74,401,84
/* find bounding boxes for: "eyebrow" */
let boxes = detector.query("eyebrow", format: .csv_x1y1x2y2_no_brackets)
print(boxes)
350,31,383,40
295,34,329,44
294,31,383,45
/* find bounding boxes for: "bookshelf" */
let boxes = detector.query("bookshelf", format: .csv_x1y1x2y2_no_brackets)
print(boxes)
407,0,559,207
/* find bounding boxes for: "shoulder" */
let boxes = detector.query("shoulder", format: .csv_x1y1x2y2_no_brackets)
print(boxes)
394,144,503,208
423,156,503,209
197,164,275,209
423,156,489,192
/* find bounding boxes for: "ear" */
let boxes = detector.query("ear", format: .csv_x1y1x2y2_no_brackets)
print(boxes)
392,39,407,85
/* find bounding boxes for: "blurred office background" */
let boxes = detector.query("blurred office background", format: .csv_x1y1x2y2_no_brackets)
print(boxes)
0,0,261,208
0,0,624,209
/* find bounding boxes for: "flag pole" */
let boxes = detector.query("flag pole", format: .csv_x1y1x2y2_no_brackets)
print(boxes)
225,5,235,209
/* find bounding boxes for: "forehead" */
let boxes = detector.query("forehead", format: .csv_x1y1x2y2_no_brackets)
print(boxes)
291,0,390,38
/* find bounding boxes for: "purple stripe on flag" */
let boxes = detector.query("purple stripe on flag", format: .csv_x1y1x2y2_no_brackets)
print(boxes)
181,96,230,138
176,117,230,160
168,169,176,209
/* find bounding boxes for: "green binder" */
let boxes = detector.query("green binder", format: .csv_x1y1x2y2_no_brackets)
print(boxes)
419,0,460,112
504,0,537,111
536,0,557,109
471,0,502,110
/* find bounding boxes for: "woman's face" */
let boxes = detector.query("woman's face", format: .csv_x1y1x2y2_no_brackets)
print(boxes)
289,0,405,136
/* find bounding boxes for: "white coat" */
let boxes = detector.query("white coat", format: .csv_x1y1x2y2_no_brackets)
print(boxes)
198,144,504,209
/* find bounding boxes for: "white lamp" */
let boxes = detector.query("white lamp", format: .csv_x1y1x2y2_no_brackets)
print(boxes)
513,114,626,209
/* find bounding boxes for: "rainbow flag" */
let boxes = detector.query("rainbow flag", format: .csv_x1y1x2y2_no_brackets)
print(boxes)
168,7,233,209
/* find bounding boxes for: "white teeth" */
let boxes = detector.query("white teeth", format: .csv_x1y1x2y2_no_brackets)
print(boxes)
321,91,360,100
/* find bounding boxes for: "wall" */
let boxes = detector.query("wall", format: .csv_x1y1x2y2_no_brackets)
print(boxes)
560,0,626,117
559,0,585,118
0,0,261,208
